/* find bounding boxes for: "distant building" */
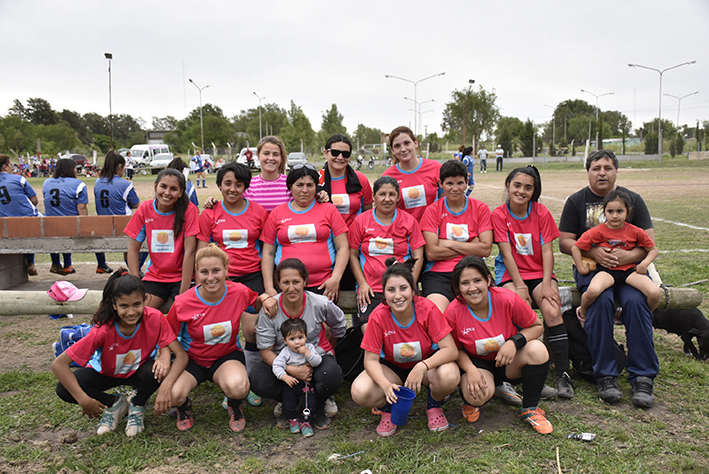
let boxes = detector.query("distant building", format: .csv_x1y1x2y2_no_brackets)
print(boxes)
146,130,172,145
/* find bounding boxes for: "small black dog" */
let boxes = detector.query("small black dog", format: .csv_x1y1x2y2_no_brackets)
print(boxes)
652,308,709,361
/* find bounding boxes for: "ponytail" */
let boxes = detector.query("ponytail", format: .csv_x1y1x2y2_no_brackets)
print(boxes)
100,150,126,183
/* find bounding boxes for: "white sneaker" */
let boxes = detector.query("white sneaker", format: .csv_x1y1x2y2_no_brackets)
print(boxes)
273,402,283,417
324,396,338,418
97,395,128,435
125,402,145,437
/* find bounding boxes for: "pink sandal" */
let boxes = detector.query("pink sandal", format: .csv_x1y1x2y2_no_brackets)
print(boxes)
376,412,397,437
426,407,449,432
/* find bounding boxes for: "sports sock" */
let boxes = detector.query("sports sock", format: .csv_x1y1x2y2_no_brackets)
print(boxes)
547,323,570,377
521,361,549,409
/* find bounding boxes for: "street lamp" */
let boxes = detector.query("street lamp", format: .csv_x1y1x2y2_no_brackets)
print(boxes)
462,79,475,146
188,79,210,152
544,104,555,145
104,53,113,149
253,92,266,140
663,91,699,128
581,89,614,150
385,72,445,137
404,97,435,138
628,61,696,163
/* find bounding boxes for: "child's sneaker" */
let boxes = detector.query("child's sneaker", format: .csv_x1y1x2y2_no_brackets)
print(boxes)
27,263,38,276
176,398,194,431
50,265,64,275
63,266,76,275
300,421,314,438
227,405,246,433
125,402,145,437
247,391,262,407
96,265,114,274
494,381,522,405
288,418,301,434
520,407,553,434
97,395,128,435
462,404,480,423
376,412,397,437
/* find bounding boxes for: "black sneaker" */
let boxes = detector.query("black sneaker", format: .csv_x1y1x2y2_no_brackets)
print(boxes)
96,265,114,274
313,411,331,430
597,376,622,403
631,376,655,408
556,372,576,399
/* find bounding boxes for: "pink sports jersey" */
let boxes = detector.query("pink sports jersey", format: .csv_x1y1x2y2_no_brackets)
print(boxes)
66,307,176,378
382,158,441,221
361,296,451,369
198,200,268,277
124,200,200,282
166,281,258,367
574,222,655,272
328,170,373,228
348,209,426,293
444,287,538,361
261,201,349,287
243,174,291,212
420,197,492,273
492,202,560,281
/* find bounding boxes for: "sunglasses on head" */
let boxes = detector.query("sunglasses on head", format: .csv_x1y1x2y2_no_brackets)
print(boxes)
327,149,352,159
293,163,316,171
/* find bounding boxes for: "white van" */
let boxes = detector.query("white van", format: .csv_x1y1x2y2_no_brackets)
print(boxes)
129,144,170,167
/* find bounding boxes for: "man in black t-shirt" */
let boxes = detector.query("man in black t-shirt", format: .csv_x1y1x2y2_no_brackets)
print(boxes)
559,150,658,408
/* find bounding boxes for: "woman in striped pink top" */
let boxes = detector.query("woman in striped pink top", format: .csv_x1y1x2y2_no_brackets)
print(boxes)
243,136,291,212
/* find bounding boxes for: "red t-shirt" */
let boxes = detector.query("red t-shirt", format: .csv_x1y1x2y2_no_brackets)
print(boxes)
492,202,560,282
66,307,176,377
326,171,374,228
574,222,655,271
198,200,268,277
167,281,258,367
348,209,426,293
420,196,492,273
361,296,451,369
124,200,200,282
381,158,441,221
444,287,538,361
261,201,349,287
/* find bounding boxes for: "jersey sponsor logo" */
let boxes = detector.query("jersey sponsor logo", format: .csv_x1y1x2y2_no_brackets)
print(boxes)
107,343,120,352
446,223,469,242
203,321,233,345
364,227,375,233
145,218,154,223
368,237,394,255
332,194,351,214
215,219,227,224
192,312,205,320
223,229,248,249
280,218,292,224
393,341,422,364
514,232,533,255
384,330,396,338
474,334,505,356
115,349,141,375
287,223,316,244
461,327,475,335
402,185,426,209
151,229,175,253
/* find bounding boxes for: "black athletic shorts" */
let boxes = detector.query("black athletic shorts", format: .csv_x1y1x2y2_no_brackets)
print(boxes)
421,271,455,302
185,350,246,385
143,280,181,302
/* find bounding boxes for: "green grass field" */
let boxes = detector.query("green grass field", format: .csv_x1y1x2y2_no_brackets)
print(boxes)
1,158,708,473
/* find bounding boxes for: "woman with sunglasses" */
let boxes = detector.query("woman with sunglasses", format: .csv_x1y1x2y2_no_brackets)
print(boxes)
318,134,373,293
382,126,441,222
261,163,349,303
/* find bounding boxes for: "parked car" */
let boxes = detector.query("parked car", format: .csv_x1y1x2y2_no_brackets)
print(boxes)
61,154,89,173
149,153,175,173
236,147,259,169
130,144,170,167
287,152,307,169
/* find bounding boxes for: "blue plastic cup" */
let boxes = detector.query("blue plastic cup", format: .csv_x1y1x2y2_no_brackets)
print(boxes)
390,386,416,426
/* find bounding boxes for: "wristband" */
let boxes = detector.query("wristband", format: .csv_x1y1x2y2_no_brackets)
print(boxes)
515,286,527,290
421,360,430,371
510,333,527,350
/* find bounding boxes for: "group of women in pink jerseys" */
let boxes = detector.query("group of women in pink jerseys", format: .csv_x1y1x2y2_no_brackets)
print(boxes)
52,126,571,439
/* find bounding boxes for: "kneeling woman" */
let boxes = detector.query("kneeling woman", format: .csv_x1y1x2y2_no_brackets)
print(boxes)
350,259,460,437
444,256,553,434
167,244,264,432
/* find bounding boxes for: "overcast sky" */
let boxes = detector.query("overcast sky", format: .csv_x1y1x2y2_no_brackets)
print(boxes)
2,0,708,140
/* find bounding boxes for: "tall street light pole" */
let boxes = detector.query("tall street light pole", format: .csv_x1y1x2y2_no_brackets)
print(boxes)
188,79,209,152
544,104,555,145
581,89,614,150
628,60,696,164
253,92,266,140
385,72,445,137
404,97,435,138
104,53,113,149
663,91,699,128
462,79,475,146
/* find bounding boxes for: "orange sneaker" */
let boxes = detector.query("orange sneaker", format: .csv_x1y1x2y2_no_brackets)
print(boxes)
520,407,553,434
462,404,480,423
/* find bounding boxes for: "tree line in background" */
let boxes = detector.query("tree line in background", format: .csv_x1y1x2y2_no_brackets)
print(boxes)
1,91,707,158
